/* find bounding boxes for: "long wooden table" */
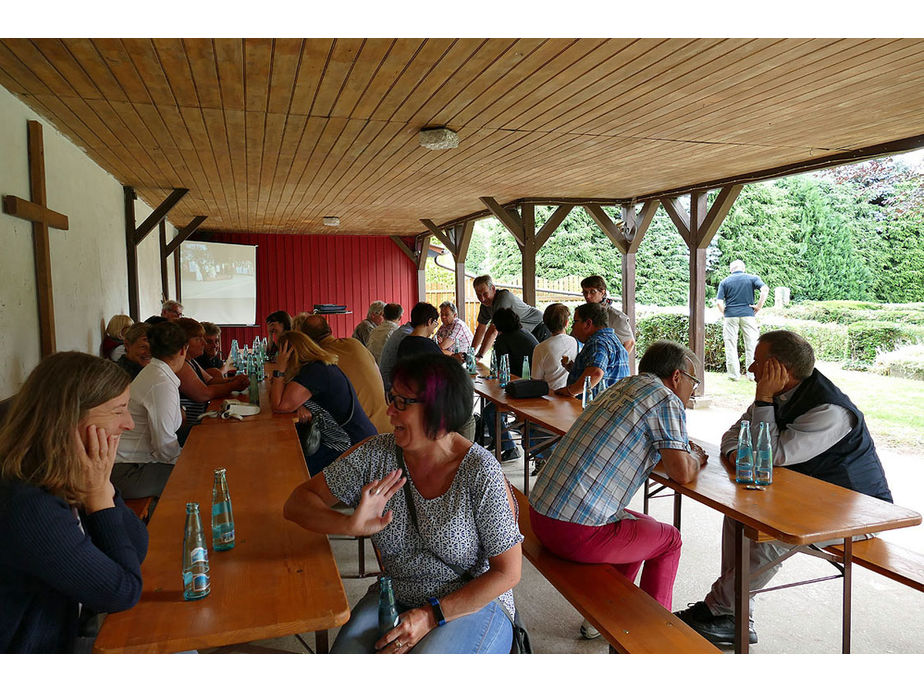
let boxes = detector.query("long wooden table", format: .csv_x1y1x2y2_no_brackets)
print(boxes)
472,372,922,653
93,381,350,653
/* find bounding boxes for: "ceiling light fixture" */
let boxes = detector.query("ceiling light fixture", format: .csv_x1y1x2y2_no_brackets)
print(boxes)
322,216,340,227
419,127,459,150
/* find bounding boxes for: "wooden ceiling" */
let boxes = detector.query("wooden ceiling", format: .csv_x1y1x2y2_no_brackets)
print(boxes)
1,38,922,236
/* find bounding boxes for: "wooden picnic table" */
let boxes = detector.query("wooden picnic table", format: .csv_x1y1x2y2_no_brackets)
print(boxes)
93,378,350,653
472,369,922,653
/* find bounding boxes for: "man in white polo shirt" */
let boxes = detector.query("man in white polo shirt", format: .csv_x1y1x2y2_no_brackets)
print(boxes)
112,321,188,500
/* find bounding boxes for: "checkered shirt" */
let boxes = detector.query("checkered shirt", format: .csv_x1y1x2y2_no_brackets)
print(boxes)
530,373,691,526
566,327,629,389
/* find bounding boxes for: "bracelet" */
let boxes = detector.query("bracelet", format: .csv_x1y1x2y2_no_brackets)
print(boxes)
272,370,284,378
754,400,774,407
427,596,446,627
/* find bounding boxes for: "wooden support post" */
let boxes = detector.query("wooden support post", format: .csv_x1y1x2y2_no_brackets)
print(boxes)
159,219,169,302
124,186,140,321
1,121,70,357
174,252,182,303
520,204,537,306
660,186,742,395
416,235,430,303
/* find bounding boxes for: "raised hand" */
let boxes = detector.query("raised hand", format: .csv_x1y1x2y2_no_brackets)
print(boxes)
755,357,789,401
76,424,118,513
349,469,406,536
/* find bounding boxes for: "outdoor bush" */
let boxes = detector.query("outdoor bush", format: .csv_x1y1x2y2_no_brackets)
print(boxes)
847,321,924,363
873,344,924,381
635,314,726,371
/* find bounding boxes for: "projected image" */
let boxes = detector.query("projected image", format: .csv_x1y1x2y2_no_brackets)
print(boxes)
180,242,257,325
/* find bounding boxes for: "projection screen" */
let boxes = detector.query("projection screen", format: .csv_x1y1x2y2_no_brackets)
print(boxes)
179,241,257,325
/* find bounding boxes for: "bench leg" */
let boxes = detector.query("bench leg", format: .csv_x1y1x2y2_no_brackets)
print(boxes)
315,629,329,654
733,520,750,654
523,421,531,496
842,537,852,654
643,478,650,515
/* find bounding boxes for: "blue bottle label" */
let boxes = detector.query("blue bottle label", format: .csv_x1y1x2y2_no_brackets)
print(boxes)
190,546,208,565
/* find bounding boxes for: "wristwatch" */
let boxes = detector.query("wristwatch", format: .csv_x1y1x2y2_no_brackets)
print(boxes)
272,370,285,378
427,596,446,627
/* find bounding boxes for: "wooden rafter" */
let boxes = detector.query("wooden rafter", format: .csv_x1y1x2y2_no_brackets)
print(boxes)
536,204,573,248
164,215,207,256
584,204,627,254
480,196,525,247
134,188,188,244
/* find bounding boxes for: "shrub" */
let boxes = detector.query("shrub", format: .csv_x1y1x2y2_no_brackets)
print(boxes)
847,321,924,363
636,314,734,372
873,344,924,381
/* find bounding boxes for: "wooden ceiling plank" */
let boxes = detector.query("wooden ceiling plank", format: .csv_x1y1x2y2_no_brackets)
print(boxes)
132,102,185,177
288,39,334,116
178,105,225,215
397,38,517,127
264,115,327,228
243,38,273,114
60,39,128,102
349,38,426,121
266,38,303,114
311,38,365,117
214,39,245,112
201,106,241,227
365,38,458,123
151,38,200,108
180,38,222,110
254,111,287,228
223,107,249,228
2,39,78,98
123,38,177,108
329,38,394,119
31,39,103,99
94,38,154,104
82,98,170,183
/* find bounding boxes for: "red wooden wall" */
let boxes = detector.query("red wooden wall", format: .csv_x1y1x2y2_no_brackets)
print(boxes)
191,232,418,345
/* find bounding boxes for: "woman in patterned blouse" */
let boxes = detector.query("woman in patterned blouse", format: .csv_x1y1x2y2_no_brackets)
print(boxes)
284,353,523,653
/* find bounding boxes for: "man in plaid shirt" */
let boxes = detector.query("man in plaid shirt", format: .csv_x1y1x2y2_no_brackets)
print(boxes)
556,302,629,397
530,340,707,638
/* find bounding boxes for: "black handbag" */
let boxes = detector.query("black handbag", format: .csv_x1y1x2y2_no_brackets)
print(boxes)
295,418,323,457
394,448,533,654
504,378,549,399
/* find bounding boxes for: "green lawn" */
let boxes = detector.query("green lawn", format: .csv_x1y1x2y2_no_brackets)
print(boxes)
704,362,924,452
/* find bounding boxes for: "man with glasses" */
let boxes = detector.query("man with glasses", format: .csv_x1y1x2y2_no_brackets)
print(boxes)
580,275,635,354
555,302,629,398
160,299,183,320
530,340,707,640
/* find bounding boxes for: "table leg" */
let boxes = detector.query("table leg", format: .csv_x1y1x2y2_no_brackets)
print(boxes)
733,520,750,654
842,537,853,654
495,406,502,461
523,421,531,496
643,478,650,515
315,629,329,654
672,490,682,531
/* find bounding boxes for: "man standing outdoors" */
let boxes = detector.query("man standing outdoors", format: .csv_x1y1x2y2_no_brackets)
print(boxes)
530,341,708,639
716,259,768,380
471,275,550,360
675,330,892,646
580,275,635,354
556,302,629,397
352,300,385,346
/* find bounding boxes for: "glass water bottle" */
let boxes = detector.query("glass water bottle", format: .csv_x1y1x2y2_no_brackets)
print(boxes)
211,468,235,551
582,376,594,408
182,502,210,601
522,356,531,380
755,421,774,486
377,576,401,646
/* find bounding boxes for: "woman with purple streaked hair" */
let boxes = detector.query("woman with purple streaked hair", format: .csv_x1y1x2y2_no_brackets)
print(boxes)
284,354,523,654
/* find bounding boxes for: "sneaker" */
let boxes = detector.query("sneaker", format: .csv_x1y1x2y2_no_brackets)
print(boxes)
673,601,757,645
501,446,522,462
530,458,546,477
579,619,600,640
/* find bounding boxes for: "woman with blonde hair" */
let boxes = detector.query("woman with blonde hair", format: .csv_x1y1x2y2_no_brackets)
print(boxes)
0,352,147,653
270,331,376,475
102,314,134,362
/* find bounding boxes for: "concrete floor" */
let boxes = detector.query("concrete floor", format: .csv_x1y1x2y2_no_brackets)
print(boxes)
209,404,924,655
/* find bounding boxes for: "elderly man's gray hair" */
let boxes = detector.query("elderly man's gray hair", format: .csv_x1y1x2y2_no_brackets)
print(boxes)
758,330,815,380
367,300,386,318
439,301,457,314
729,259,746,273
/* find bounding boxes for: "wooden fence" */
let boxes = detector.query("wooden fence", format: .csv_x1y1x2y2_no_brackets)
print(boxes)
426,276,584,334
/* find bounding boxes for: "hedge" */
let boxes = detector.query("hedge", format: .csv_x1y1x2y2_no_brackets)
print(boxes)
846,321,924,363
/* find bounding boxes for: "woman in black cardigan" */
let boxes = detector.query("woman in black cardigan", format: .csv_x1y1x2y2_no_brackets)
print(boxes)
0,352,148,653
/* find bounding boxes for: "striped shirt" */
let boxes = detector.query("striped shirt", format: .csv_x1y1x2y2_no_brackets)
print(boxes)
566,327,629,389
530,373,690,526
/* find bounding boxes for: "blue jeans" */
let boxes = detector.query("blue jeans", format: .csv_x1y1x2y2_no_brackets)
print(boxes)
483,402,516,452
331,586,512,654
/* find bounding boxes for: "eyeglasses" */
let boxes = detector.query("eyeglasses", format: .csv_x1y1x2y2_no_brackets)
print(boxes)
386,391,422,411
680,370,701,386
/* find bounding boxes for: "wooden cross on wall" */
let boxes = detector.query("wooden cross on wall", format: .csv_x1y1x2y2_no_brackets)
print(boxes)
2,120,69,357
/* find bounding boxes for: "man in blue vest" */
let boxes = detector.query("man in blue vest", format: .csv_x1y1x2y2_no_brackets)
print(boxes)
675,330,892,646
716,259,768,380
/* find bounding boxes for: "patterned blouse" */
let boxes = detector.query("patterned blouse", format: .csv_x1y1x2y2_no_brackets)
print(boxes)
324,434,523,616
435,317,474,352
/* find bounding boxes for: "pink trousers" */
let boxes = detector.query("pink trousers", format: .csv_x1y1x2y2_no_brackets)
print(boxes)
530,507,682,609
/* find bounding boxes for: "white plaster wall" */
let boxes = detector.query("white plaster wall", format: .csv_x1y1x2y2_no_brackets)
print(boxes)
0,84,177,397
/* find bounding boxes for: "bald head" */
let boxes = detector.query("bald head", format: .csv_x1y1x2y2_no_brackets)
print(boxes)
300,314,332,342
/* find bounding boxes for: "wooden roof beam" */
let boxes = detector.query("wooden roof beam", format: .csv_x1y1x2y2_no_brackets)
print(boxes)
480,196,525,247
134,188,188,244
583,204,628,254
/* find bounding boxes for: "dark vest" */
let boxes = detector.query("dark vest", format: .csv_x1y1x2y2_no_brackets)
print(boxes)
775,369,892,502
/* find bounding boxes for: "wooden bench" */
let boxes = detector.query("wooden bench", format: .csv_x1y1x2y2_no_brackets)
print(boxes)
511,487,719,654
123,496,154,524
822,538,924,593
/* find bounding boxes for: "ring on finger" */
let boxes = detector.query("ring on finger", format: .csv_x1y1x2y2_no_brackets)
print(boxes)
395,640,403,649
